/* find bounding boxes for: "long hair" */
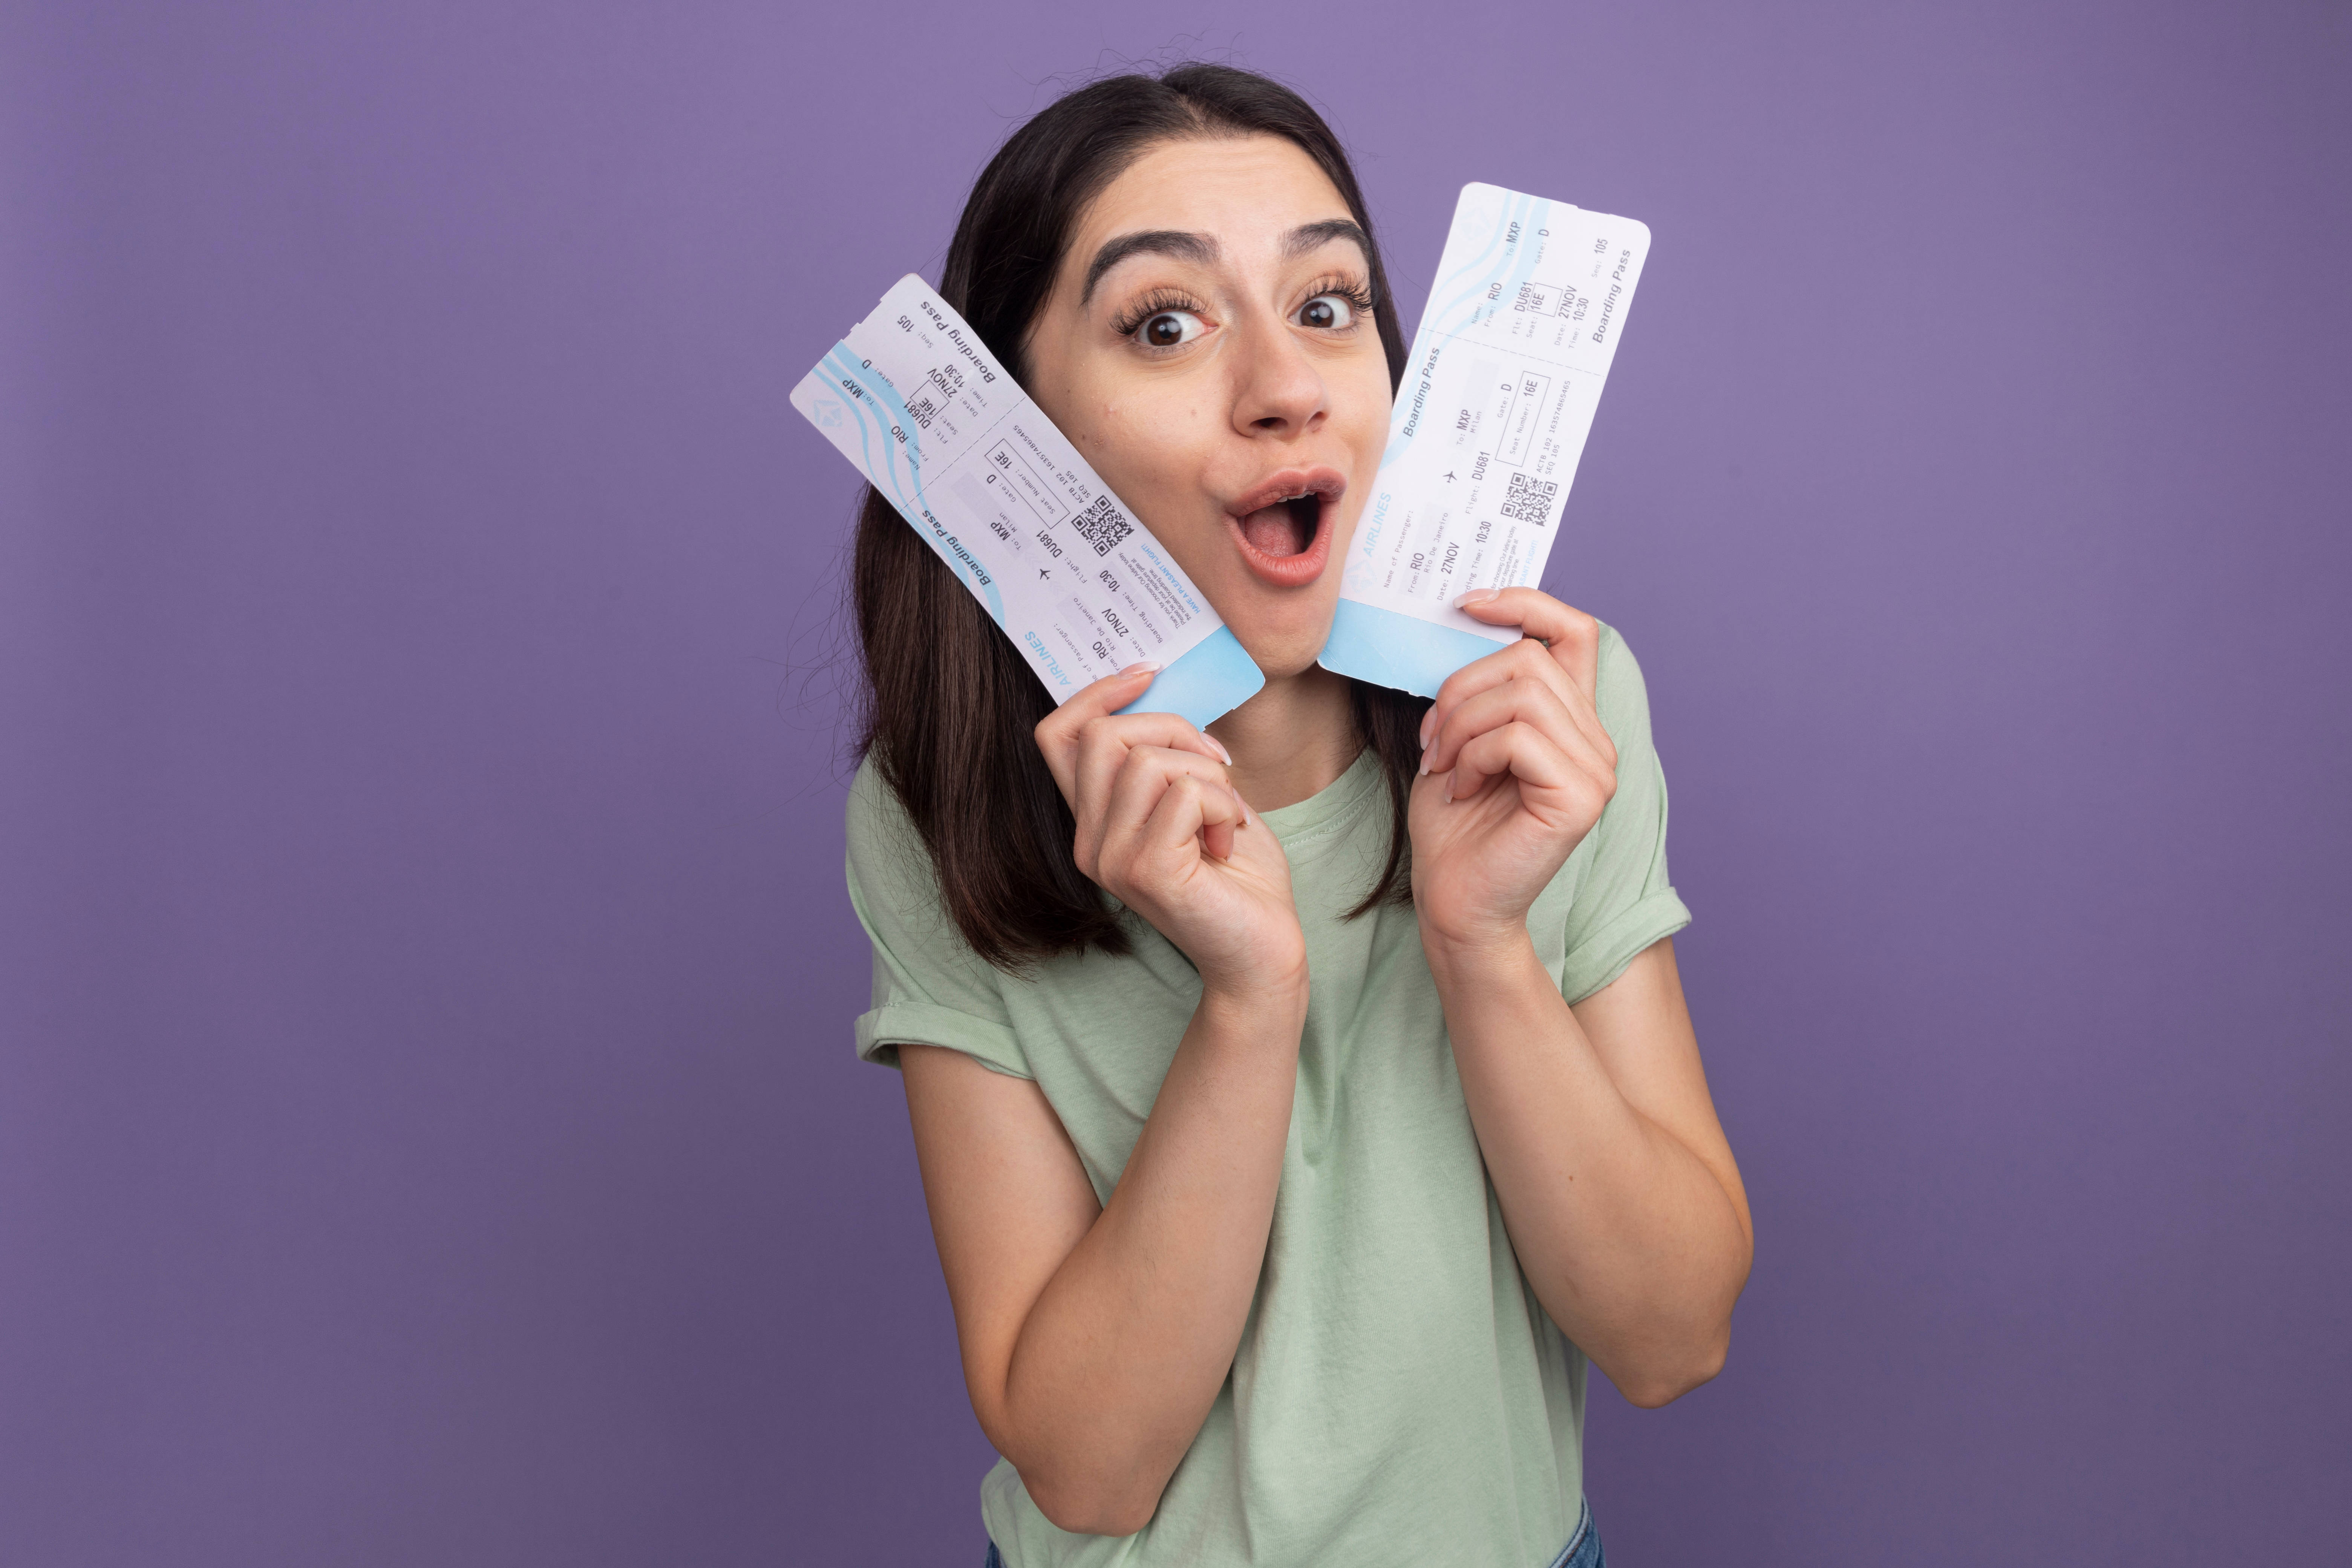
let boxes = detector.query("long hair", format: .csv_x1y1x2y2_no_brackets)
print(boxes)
852,63,1427,970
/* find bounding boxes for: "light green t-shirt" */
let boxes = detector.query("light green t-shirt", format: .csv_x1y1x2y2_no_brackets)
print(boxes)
845,624,1691,1568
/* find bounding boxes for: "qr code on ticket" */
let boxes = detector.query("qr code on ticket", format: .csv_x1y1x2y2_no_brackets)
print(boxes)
1070,494,1133,556
1500,472,1558,526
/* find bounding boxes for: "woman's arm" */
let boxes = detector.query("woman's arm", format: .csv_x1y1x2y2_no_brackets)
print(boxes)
900,972,1301,1533
895,665,1308,1535
1423,935,1750,1406
1412,591,1752,1406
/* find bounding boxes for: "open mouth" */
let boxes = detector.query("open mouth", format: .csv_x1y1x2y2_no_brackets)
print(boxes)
1238,491,1324,558
1225,467,1346,586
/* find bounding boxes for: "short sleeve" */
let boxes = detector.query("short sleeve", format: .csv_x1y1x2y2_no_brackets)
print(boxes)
1557,623,1693,1003
844,758,1034,1080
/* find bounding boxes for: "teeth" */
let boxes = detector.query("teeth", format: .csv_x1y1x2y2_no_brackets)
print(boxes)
1241,488,1319,512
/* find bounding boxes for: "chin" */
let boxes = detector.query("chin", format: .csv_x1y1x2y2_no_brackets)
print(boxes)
1227,597,1342,683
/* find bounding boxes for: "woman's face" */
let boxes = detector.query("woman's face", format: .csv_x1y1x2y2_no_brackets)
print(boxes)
1023,135,1394,680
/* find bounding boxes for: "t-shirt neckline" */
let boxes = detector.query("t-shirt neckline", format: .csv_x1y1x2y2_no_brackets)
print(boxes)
1255,746,1383,850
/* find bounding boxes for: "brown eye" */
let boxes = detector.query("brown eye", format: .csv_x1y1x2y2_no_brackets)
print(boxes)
1299,294,1356,330
1136,309,1204,349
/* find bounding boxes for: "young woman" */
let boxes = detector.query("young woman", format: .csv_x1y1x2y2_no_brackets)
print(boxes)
845,64,1751,1568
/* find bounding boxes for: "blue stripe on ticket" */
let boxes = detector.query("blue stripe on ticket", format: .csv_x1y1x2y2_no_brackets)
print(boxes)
1118,624,1263,729
1318,599,1510,699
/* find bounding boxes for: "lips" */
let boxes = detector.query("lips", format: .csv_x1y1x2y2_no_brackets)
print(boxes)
1225,467,1346,588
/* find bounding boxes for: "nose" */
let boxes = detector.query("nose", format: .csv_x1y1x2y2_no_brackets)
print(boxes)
1228,310,1328,440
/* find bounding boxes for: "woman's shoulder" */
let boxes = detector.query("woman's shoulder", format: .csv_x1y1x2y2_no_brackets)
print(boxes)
844,751,946,918
844,749,902,840
1591,617,1656,746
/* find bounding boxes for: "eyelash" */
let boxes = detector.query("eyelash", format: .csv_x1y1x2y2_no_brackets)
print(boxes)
1107,276,1379,343
1297,275,1377,321
1110,289,1208,340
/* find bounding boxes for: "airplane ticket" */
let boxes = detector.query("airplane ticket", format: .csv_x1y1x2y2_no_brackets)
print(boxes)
789,275,1263,729
1321,183,1651,697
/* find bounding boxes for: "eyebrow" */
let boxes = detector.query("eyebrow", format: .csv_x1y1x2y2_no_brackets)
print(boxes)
1283,218,1372,262
1081,230,1219,305
1078,219,1375,306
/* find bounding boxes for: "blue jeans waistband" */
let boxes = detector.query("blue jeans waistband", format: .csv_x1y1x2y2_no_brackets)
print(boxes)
1544,1496,1603,1568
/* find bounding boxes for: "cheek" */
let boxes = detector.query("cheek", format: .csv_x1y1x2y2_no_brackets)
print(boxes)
1339,383,1394,481
1075,392,1217,514
1346,365,1396,450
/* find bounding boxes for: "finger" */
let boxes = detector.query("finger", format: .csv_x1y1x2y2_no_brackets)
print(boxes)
1419,638,1589,769
1423,675,1609,784
1102,764,1245,890
1184,775,1244,863
1034,661,1161,761
1443,720,1617,827
1140,774,1242,873
1035,663,1227,795
1073,712,1229,811
1095,747,1244,876
1200,809,1237,863
1441,719,1579,807
1064,714,1232,868
1452,588,1603,709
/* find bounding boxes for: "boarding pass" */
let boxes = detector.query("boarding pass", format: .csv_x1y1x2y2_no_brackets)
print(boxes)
1320,183,1650,697
789,276,1264,728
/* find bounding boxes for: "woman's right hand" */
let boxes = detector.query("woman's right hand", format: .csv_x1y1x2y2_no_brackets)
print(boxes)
1035,665,1305,997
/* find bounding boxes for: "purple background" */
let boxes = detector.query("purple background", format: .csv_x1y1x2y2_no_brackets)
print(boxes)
5,2,2347,1562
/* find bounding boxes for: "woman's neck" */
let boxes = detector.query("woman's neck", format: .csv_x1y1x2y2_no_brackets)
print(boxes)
1206,663,1363,813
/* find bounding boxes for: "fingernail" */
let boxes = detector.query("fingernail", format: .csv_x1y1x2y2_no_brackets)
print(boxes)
1417,709,1435,747
1442,775,1455,804
1209,735,1234,766
1416,744,1432,778
1120,661,1163,678
1454,588,1501,609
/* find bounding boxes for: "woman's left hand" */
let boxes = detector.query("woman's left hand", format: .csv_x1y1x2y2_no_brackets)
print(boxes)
1409,588,1619,952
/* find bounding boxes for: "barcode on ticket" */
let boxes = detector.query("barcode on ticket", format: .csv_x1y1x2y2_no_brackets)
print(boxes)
1070,494,1135,555
1501,471,1558,526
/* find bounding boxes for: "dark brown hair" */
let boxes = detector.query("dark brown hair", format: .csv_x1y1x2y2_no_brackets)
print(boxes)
853,63,1428,969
